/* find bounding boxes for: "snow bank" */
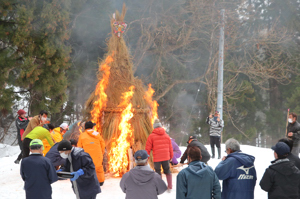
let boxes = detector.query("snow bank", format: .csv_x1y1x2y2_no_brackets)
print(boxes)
0,144,274,199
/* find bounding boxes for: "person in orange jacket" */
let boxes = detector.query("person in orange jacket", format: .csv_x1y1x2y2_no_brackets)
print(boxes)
43,123,69,155
78,121,106,186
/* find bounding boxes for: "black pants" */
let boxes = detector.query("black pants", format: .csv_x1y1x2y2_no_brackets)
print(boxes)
154,160,171,175
22,138,32,159
210,136,221,148
16,136,23,161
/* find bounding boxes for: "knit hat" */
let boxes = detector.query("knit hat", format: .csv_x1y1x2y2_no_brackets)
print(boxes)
153,118,162,129
271,142,290,156
57,140,72,151
30,139,44,150
17,109,26,116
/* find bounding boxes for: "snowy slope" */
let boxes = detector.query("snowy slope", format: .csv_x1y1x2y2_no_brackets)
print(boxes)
0,144,273,199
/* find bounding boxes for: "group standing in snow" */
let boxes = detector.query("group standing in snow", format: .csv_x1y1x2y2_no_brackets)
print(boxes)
13,109,300,199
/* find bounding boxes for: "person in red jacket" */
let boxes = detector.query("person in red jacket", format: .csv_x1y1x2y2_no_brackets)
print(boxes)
145,119,173,192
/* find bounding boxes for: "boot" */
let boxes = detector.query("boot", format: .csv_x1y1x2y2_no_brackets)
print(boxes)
166,173,172,191
217,148,221,159
211,147,215,159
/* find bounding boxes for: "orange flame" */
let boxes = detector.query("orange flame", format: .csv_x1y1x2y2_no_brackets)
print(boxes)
108,86,135,177
144,84,159,125
91,55,114,132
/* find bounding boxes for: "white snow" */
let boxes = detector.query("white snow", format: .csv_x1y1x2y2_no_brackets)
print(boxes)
0,144,274,199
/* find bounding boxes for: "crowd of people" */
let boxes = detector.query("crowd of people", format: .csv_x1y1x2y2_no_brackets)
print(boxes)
14,109,300,199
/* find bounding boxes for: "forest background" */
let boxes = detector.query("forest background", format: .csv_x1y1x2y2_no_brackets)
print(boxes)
1,0,300,146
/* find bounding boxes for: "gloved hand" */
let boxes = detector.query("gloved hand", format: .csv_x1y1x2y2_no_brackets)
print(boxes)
70,169,84,181
56,169,63,173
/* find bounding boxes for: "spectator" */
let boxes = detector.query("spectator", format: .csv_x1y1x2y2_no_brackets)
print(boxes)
43,122,69,155
78,121,106,186
14,109,31,164
214,138,256,199
21,110,48,140
278,138,300,170
180,136,210,164
20,139,58,199
287,112,300,156
260,142,300,199
170,137,181,165
120,150,167,199
206,111,224,159
58,140,101,199
23,124,55,158
176,146,221,199
45,139,77,169
146,119,173,191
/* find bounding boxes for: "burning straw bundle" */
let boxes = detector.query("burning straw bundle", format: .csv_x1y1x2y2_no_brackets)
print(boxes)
85,5,156,176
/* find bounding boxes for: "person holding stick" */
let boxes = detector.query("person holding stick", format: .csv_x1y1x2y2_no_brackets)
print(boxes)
287,112,300,156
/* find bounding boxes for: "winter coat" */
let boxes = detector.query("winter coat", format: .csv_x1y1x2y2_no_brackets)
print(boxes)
145,127,173,162
43,127,63,155
63,147,101,199
25,126,54,147
22,115,43,140
171,138,181,165
287,121,300,144
287,153,300,170
206,117,224,137
120,165,167,199
260,158,300,199
45,143,66,167
180,140,210,164
214,151,256,199
78,129,106,183
20,154,58,199
15,117,29,144
176,161,221,199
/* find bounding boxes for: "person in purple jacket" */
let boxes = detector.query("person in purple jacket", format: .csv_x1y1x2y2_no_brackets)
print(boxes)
170,138,181,165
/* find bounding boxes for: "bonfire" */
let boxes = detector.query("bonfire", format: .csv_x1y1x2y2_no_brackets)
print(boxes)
85,5,158,177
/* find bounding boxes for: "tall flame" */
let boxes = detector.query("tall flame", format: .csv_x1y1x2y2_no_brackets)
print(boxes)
108,86,135,177
144,84,159,125
91,55,114,132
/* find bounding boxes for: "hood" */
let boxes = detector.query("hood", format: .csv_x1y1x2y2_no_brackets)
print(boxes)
72,147,84,159
270,159,296,176
152,127,166,135
129,166,155,185
186,161,210,177
228,151,255,167
86,129,100,138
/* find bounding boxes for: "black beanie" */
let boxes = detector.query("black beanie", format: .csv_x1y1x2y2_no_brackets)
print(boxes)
57,140,72,151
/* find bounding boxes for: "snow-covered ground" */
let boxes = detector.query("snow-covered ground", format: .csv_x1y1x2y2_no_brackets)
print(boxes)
0,143,274,199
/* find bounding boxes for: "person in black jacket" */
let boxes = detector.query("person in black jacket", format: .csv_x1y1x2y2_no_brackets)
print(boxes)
58,140,101,199
287,112,300,156
260,142,300,199
15,109,31,164
20,139,58,199
278,138,300,170
180,136,210,164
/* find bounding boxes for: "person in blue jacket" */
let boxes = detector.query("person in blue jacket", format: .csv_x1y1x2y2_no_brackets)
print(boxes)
214,138,256,199
46,139,77,169
177,146,221,199
57,140,101,199
20,139,58,199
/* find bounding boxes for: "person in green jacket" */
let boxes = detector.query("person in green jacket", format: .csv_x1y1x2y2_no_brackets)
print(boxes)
23,124,55,158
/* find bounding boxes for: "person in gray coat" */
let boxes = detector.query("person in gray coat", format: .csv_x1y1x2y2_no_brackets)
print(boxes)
120,150,167,199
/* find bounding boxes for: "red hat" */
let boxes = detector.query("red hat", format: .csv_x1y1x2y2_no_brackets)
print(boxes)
17,109,26,116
